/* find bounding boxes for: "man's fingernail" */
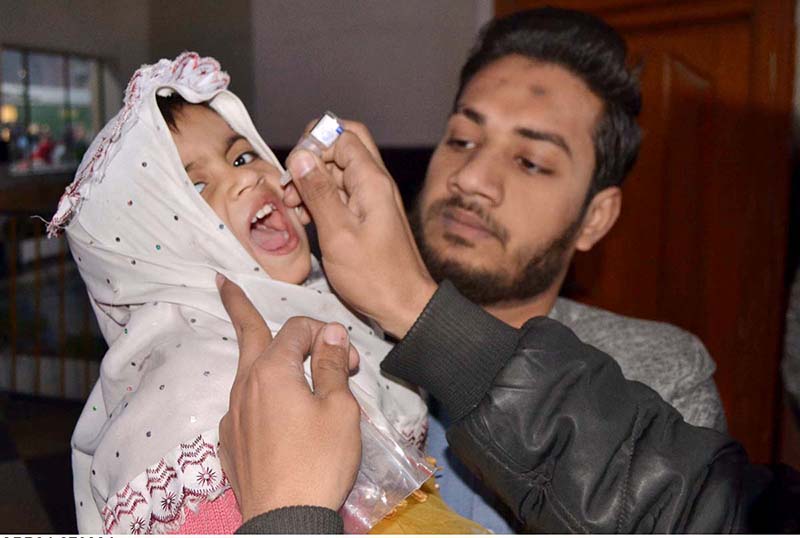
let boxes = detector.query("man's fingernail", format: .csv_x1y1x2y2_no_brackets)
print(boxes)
323,323,349,347
215,273,225,289
281,185,293,203
289,150,315,179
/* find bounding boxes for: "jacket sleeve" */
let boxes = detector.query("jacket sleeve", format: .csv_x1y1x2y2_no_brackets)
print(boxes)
381,281,761,533
235,506,343,534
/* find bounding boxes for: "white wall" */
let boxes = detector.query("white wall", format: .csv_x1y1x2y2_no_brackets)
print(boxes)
0,0,150,116
251,0,494,147
1,1,493,147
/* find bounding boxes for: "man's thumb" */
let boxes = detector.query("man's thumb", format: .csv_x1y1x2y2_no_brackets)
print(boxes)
287,150,347,231
287,149,317,181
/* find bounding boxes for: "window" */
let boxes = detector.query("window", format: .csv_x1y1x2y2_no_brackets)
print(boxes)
0,47,104,175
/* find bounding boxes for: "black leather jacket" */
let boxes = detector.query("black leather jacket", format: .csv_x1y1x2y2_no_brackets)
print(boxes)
382,281,799,533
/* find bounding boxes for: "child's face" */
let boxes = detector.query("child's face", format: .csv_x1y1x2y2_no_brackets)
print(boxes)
171,104,311,283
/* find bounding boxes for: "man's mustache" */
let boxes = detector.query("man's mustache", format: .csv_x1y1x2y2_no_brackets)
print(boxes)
426,196,509,246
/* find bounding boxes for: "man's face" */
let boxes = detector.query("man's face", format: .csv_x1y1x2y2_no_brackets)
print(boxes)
412,55,603,305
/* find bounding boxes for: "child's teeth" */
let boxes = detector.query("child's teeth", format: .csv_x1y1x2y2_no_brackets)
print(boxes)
251,203,275,224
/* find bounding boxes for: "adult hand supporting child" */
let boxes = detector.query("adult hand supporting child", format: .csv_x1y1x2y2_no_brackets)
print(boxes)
216,276,362,523
285,126,438,338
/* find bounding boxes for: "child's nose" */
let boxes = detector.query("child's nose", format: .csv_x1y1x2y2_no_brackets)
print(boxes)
232,167,261,197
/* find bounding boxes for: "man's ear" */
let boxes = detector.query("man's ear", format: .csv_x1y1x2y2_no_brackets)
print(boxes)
574,187,622,252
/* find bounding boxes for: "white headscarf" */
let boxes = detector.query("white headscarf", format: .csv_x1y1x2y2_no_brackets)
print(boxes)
50,53,428,534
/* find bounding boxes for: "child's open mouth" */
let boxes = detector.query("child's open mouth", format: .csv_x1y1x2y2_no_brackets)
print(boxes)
249,202,298,254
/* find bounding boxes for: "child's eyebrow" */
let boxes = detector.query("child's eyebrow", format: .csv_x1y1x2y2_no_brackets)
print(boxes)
183,134,247,173
226,134,247,154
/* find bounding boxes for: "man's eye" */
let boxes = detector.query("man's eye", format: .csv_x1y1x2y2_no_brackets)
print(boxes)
446,138,476,150
233,151,256,167
517,157,552,176
194,182,207,194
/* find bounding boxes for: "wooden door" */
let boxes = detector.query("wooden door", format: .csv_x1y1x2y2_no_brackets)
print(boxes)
496,0,795,463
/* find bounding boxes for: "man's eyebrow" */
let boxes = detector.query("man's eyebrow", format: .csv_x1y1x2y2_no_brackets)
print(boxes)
456,105,571,159
516,127,572,159
455,105,485,126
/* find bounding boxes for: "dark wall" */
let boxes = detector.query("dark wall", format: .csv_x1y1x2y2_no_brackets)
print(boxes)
148,0,255,112
271,146,433,211
272,146,433,260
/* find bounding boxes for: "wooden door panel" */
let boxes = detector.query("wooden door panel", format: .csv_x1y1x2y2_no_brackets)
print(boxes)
576,22,750,333
497,0,755,27
656,54,713,331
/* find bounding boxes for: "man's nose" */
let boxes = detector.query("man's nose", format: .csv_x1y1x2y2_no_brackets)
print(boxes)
448,149,504,204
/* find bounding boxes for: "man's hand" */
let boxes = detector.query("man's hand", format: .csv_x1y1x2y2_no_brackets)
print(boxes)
217,276,362,522
284,121,438,338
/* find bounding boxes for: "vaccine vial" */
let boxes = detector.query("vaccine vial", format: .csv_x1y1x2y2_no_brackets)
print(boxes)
279,111,344,186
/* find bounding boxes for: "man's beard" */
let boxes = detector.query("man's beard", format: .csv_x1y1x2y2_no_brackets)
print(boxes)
410,195,585,306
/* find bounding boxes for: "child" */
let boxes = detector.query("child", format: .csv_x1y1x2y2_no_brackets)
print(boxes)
50,53,433,534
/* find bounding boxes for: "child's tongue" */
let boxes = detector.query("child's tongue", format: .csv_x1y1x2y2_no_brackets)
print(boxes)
250,209,290,251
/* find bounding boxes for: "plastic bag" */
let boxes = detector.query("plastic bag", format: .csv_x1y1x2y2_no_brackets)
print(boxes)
369,475,489,534
339,409,434,533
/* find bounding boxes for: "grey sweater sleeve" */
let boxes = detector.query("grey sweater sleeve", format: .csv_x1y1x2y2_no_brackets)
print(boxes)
235,506,343,534
668,334,728,431
784,267,800,417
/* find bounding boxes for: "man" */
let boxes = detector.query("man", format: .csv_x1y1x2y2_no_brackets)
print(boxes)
217,8,800,531
282,7,724,532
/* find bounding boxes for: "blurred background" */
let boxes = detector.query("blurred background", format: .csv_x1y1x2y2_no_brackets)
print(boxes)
0,0,798,532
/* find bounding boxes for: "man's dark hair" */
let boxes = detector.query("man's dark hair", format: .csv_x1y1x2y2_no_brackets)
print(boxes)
156,92,210,132
456,7,642,193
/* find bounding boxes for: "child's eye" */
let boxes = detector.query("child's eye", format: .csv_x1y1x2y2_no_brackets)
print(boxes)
233,151,256,167
194,182,207,194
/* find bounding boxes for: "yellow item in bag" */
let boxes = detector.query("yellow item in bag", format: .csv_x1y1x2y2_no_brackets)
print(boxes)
370,475,488,534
